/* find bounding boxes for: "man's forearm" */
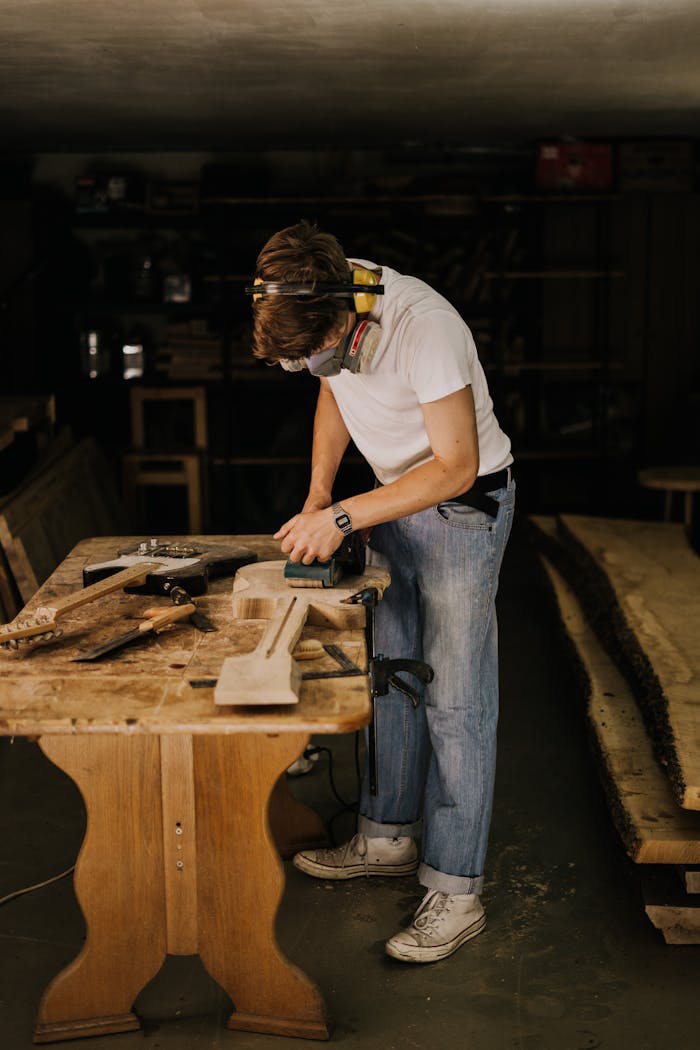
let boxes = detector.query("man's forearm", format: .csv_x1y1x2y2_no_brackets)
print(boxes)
339,454,477,531
304,381,351,508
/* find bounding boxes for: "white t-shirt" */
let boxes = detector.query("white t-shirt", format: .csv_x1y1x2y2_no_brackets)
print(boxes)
327,260,513,485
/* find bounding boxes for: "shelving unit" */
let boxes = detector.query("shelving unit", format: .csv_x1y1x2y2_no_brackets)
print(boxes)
476,193,640,510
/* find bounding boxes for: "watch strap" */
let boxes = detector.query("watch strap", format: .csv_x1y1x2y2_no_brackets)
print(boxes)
331,502,353,536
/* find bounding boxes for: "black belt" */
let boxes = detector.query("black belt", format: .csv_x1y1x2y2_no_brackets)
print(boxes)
450,467,512,519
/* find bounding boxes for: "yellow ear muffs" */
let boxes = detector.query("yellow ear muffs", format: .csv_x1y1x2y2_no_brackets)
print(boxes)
352,267,379,314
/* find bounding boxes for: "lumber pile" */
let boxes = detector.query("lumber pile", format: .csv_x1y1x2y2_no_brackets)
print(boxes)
0,434,130,607
0,394,55,455
530,514,700,944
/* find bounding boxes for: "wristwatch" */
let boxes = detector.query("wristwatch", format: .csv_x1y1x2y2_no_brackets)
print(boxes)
331,502,353,536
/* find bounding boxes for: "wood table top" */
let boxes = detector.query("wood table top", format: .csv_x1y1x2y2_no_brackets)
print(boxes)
0,535,372,737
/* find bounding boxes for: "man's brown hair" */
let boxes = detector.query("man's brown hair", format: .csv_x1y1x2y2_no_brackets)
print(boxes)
251,221,350,362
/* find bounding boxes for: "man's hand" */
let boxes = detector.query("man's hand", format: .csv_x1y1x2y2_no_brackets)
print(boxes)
274,508,344,564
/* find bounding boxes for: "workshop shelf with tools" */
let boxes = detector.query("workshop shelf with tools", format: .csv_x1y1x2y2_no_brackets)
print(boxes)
477,192,643,514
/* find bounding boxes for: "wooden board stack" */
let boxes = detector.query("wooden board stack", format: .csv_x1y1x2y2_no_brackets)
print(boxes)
529,514,700,944
0,436,129,606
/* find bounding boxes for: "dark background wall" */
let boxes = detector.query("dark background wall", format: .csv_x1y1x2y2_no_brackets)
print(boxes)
1,143,699,537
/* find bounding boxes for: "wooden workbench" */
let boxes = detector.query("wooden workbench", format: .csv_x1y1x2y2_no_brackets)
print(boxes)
0,535,373,1044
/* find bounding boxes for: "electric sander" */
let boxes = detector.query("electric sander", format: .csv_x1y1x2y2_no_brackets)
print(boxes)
284,532,366,588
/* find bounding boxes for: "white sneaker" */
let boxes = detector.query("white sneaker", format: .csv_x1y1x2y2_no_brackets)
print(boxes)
293,833,419,880
385,889,486,963
286,754,316,776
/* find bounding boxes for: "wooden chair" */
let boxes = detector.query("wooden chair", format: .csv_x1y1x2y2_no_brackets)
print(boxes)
122,387,207,534
638,466,700,532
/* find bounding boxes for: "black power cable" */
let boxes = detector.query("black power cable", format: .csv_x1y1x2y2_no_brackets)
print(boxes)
299,732,366,845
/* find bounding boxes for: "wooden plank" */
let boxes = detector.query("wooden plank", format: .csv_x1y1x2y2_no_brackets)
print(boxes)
641,866,700,944
160,735,198,954
35,735,167,1041
0,437,129,602
194,733,330,1038
679,866,700,894
544,515,700,811
0,535,372,736
539,552,700,864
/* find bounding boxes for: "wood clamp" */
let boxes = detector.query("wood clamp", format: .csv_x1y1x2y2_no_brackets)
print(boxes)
343,586,434,796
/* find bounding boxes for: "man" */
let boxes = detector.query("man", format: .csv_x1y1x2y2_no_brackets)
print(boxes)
248,220,515,964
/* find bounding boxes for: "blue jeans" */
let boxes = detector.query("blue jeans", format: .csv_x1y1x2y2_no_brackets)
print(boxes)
358,476,515,895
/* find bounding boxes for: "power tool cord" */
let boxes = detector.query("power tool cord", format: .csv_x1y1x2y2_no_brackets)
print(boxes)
302,732,364,844
0,865,75,908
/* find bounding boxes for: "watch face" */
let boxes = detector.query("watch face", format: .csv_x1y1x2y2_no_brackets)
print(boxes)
335,512,352,533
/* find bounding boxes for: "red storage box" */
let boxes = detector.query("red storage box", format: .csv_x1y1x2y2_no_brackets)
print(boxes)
536,142,613,191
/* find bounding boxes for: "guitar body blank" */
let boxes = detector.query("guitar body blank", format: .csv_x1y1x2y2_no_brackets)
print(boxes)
214,561,389,707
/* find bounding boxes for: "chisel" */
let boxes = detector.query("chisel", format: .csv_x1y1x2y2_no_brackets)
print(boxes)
72,602,196,661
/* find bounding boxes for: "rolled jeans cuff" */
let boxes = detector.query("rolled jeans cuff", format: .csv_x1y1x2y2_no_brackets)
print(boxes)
419,861,485,897
358,814,422,840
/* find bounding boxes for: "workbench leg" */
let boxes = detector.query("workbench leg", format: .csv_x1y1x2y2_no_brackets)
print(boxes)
194,733,331,1040
34,736,167,1043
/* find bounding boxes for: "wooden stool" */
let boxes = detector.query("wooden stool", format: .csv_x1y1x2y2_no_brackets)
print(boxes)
123,387,207,534
129,386,207,451
122,452,204,533
638,466,700,530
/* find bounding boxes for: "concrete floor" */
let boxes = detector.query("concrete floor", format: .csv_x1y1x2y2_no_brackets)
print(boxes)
1,518,698,1050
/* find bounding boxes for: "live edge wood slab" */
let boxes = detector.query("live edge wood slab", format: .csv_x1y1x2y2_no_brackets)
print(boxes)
538,547,700,865
531,515,700,812
0,535,374,1044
